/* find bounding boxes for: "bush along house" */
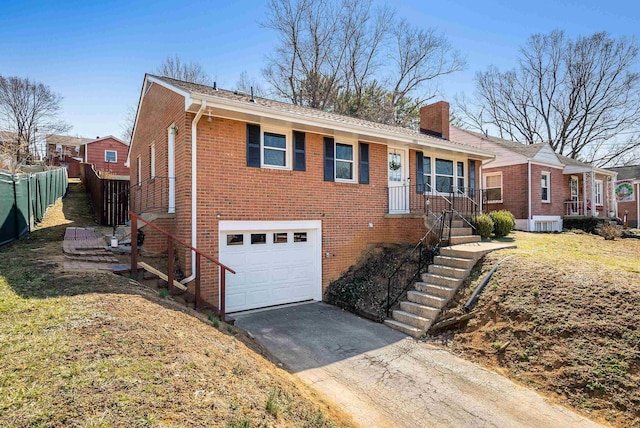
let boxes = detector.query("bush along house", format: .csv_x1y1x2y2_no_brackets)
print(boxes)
447,125,618,232
126,74,493,329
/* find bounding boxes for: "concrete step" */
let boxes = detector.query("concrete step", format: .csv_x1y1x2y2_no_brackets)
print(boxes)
433,255,476,270
450,219,464,228
384,319,423,338
420,273,463,288
392,310,431,330
400,300,441,319
412,283,456,299
449,227,473,236
439,246,483,260
449,235,481,245
428,264,469,279
406,290,448,307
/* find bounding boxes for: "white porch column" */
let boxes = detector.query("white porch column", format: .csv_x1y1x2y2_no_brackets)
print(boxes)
590,171,596,217
582,173,587,216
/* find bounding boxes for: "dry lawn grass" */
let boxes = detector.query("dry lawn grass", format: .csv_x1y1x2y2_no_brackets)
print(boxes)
0,184,354,427
432,231,640,427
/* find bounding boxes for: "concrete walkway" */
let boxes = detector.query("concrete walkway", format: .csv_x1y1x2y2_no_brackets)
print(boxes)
235,303,601,428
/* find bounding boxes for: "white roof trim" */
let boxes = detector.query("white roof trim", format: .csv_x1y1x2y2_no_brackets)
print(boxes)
84,135,129,146
191,96,492,159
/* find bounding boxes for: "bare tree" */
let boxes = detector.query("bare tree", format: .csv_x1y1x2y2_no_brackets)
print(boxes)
235,71,266,97
0,75,70,172
156,54,212,85
120,104,137,144
262,0,464,126
468,30,640,166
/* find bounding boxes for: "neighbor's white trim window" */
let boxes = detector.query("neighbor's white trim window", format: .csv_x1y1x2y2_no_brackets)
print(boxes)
335,141,356,182
105,150,117,163
261,128,291,169
541,171,551,203
484,172,503,203
150,143,156,179
595,180,603,206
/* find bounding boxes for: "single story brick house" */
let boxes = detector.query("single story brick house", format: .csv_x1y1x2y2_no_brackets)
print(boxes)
609,165,639,228
446,126,618,232
80,135,130,177
127,74,492,313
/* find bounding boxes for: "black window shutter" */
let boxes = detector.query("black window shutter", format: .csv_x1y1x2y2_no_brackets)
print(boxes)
416,151,424,193
359,143,369,184
293,131,306,171
246,124,260,167
324,137,334,182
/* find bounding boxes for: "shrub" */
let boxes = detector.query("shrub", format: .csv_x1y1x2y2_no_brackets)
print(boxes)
563,217,602,234
598,224,621,240
490,210,515,238
473,214,494,239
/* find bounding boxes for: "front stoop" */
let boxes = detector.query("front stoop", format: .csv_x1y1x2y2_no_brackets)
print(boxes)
384,240,516,338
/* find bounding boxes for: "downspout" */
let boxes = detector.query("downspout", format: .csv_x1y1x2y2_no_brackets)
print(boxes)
181,100,207,285
527,160,532,231
478,163,483,213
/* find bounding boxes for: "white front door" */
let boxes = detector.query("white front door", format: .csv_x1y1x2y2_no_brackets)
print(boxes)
388,149,409,213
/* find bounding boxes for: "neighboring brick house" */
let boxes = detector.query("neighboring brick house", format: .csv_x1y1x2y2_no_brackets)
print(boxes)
446,126,618,232
609,165,640,228
80,136,130,177
46,134,91,178
127,74,491,313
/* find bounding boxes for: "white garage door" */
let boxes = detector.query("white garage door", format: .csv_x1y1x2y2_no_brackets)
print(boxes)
219,221,322,313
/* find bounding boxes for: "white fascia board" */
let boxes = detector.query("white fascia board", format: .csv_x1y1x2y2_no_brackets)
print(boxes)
594,167,617,177
127,75,193,166
219,220,322,232
530,160,566,169
563,165,592,174
191,96,492,159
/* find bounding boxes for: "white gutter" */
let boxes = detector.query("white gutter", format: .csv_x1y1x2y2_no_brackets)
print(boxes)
181,100,207,285
527,160,532,229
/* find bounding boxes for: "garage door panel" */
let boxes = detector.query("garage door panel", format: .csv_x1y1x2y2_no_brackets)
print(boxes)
220,225,320,312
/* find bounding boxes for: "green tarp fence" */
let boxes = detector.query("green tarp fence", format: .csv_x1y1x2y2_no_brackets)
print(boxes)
0,168,68,247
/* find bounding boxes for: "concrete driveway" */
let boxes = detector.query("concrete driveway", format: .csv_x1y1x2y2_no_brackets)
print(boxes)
235,302,601,428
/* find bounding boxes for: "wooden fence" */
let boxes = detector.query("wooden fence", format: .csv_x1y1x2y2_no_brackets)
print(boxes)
81,163,129,226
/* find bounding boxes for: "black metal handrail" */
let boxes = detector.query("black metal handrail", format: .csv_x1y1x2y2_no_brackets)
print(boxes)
385,211,453,316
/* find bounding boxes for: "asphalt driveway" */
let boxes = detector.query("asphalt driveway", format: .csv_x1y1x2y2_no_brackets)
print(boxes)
235,302,601,428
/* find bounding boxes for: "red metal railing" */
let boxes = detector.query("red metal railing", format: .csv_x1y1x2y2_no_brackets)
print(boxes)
129,211,236,321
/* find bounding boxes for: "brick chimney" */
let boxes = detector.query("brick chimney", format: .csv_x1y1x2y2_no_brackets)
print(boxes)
420,101,450,140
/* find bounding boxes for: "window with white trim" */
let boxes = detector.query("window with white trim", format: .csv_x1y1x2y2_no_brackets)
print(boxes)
262,131,288,168
150,143,156,179
541,172,551,202
595,180,603,206
421,155,432,191
456,161,465,191
485,172,503,203
105,150,117,163
335,142,354,181
435,159,454,192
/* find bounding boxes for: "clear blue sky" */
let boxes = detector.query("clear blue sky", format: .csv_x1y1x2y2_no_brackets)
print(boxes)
1,0,638,139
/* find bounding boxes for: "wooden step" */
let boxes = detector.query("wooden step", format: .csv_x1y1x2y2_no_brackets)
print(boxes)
138,262,187,291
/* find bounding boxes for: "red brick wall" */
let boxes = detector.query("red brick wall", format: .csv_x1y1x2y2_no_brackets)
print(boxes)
191,117,428,303
87,138,130,176
419,102,450,139
530,164,566,217
618,183,639,228
484,164,528,219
